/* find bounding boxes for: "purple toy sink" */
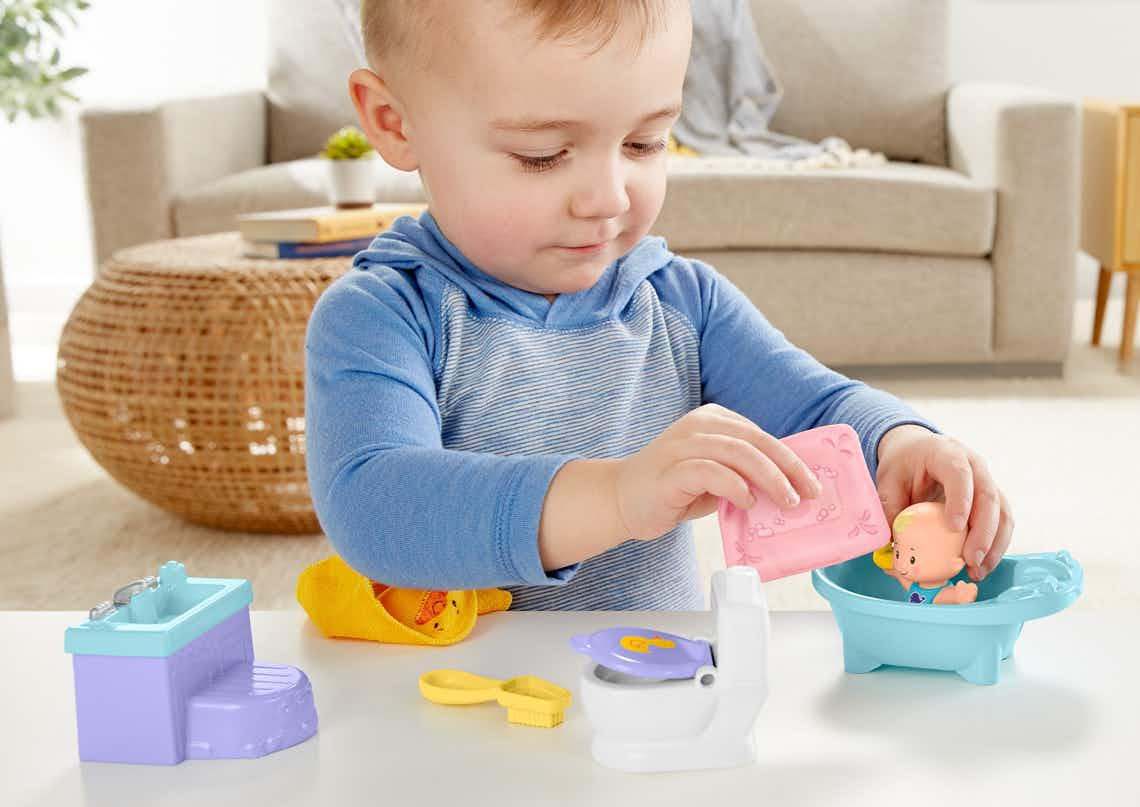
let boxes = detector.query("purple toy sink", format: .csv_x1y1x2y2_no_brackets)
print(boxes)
65,561,318,764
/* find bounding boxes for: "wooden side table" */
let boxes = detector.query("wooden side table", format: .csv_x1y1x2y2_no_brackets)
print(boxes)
56,233,352,533
1083,99,1140,368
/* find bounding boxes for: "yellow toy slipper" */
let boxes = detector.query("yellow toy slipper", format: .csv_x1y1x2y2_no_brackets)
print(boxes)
296,555,512,647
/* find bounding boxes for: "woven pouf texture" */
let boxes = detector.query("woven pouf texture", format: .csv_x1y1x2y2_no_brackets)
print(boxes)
57,233,352,533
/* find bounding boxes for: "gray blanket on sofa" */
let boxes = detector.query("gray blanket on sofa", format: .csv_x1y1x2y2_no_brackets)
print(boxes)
672,0,844,160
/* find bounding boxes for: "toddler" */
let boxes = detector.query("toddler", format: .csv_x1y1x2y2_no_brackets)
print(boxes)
304,0,1013,610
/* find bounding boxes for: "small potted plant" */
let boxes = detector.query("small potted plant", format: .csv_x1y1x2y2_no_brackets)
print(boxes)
320,125,378,209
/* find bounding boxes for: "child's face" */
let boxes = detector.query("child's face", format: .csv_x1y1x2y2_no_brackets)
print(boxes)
353,1,692,300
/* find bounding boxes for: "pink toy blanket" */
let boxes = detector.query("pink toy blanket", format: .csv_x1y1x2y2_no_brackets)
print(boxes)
718,424,889,582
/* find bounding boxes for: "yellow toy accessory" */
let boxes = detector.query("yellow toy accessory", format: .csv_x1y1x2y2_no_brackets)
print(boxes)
418,669,572,728
873,541,894,570
667,133,699,157
296,555,511,647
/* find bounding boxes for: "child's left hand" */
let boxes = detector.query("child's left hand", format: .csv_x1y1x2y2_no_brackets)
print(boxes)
875,424,1013,582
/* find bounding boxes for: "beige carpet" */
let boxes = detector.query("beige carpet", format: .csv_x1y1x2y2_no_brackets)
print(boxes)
2,300,1137,612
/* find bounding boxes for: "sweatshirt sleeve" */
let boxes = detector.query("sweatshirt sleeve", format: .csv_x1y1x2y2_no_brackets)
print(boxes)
657,257,939,480
304,267,581,590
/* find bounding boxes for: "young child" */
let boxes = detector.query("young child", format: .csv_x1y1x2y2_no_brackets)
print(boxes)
304,0,1013,610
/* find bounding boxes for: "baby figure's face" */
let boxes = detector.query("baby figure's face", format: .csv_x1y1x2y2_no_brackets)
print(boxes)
350,1,692,300
892,506,968,586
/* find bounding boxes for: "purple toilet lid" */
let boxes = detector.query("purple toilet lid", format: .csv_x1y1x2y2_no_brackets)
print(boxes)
569,627,713,680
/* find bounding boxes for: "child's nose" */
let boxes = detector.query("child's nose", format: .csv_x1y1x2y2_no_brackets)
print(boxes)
569,160,630,221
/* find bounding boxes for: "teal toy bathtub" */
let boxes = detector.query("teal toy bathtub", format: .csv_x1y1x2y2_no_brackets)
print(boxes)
811,551,1083,685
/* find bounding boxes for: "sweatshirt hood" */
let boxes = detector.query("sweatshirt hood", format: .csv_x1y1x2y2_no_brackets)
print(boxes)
351,211,675,327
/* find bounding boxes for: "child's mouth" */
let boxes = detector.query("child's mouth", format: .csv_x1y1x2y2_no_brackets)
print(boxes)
557,240,609,254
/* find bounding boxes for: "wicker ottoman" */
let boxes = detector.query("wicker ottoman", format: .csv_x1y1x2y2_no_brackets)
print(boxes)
57,233,352,533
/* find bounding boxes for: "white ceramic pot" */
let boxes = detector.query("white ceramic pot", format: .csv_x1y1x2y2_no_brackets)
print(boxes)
325,153,378,208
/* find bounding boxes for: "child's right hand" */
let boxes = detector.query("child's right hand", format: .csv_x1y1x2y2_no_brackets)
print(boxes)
613,404,822,541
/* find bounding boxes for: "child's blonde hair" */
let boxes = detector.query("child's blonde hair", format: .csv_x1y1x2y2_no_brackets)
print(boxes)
361,0,673,74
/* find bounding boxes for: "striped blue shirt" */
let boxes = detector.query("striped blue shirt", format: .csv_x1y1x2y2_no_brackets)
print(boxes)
304,212,935,610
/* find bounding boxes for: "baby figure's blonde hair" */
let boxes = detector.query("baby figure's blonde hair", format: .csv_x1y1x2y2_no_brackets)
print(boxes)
892,509,917,536
360,0,674,74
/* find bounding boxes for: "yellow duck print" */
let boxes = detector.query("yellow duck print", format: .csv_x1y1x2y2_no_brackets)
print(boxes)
296,555,512,647
620,635,677,654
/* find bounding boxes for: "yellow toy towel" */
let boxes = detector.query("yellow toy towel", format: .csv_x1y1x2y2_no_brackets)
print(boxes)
296,555,512,646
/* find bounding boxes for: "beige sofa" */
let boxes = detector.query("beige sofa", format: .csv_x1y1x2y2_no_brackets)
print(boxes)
79,0,1080,372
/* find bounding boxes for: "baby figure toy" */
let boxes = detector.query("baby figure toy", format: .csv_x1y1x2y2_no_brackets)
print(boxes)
874,501,978,605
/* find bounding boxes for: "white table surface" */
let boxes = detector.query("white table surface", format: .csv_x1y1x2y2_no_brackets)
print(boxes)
3,608,1134,807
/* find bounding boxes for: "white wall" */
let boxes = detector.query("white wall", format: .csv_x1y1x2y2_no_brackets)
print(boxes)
0,0,266,380
948,0,1140,298
951,0,1140,99
951,0,1140,299
2,0,1138,380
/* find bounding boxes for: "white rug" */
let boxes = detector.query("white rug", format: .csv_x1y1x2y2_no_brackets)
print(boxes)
2,300,1136,612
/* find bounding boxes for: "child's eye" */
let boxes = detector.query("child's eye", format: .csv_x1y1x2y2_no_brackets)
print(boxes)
510,139,667,173
510,151,566,173
625,139,667,157
910,556,916,565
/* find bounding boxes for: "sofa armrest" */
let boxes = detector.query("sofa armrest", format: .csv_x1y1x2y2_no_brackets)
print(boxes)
947,82,1080,362
80,90,268,266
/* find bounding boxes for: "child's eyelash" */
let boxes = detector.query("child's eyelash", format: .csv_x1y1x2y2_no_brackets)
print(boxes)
511,139,668,173
512,151,566,173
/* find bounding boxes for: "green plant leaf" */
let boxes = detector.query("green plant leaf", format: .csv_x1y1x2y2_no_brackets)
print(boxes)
0,0,89,122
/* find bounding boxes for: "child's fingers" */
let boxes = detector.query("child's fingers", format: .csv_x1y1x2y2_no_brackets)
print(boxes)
876,466,910,530
695,407,820,499
670,458,753,512
927,441,974,532
681,433,800,508
963,455,1001,578
978,492,1014,579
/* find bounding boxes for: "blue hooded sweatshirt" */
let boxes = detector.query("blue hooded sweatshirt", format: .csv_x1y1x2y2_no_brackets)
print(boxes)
304,211,936,610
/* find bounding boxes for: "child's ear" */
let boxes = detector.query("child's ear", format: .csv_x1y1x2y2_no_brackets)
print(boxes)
348,68,418,172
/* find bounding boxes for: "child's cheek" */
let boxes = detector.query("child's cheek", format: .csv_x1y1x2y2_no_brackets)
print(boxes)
626,168,667,236
457,208,538,275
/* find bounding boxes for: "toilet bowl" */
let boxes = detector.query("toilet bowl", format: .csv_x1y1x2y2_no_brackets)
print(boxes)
571,566,769,773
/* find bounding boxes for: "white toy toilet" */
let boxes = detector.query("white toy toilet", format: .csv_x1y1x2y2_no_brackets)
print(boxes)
569,425,894,772
569,566,769,773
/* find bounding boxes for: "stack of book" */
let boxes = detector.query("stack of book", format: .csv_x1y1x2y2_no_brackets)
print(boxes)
237,203,427,259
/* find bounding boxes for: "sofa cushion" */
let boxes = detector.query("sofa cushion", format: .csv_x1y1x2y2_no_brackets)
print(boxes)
174,157,993,259
750,0,950,166
658,159,994,257
692,250,994,366
172,158,427,238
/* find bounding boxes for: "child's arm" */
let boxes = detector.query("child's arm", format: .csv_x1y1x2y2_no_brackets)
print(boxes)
653,258,940,481
307,267,822,584
651,259,1012,579
306,269,585,590
537,403,822,569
